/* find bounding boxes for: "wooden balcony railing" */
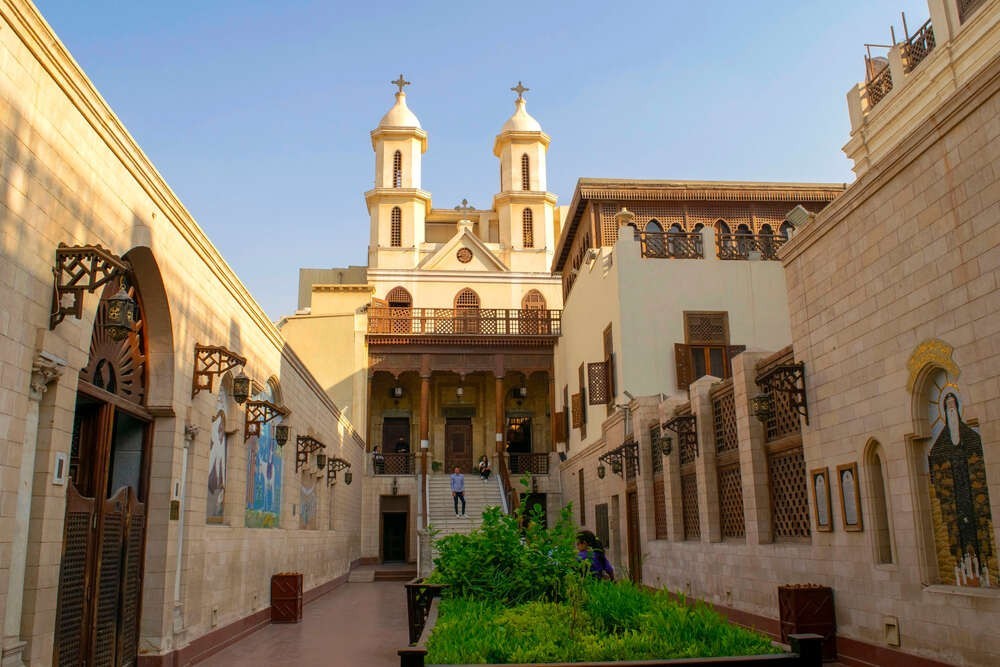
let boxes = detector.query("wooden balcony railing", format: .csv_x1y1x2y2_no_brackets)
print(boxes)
508,453,550,475
903,19,936,73
865,62,893,108
368,307,561,337
717,233,787,260
638,231,704,259
374,453,415,475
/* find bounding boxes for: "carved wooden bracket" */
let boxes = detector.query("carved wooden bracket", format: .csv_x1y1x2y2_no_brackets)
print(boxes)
50,244,130,330
296,435,325,473
192,344,247,398
244,399,289,441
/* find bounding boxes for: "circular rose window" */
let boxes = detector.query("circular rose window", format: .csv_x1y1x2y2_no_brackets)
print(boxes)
457,248,473,263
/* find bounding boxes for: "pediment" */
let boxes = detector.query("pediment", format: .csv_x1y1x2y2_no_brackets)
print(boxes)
419,228,508,272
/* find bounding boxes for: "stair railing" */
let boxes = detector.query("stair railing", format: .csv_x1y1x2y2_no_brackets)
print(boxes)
496,451,520,514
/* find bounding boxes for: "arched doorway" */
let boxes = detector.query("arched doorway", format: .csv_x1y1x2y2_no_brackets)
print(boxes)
54,273,152,667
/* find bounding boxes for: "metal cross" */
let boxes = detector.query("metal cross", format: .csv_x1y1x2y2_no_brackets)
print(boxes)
454,198,474,212
511,81,529,101
392,74,411,93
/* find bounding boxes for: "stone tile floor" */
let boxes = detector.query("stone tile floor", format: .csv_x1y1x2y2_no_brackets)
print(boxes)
197,581,409,666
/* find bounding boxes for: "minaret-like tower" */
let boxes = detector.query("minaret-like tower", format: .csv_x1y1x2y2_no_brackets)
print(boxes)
366,75,431,268
493,82,557,272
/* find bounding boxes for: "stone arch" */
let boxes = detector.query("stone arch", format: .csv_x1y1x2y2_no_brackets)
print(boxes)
123,246,174,408
862,438,894,564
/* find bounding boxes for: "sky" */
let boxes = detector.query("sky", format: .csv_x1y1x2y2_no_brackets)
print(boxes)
35,0,929,320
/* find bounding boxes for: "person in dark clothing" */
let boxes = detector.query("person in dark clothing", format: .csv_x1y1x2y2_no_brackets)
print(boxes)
576,530,614,580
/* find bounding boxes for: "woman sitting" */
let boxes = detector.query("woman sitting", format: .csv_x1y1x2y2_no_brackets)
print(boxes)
478,455,492,482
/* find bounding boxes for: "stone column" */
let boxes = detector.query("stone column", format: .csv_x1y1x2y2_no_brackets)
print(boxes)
689,376,721,543
732,351,772,544
2,353,65,667
419,368,430,527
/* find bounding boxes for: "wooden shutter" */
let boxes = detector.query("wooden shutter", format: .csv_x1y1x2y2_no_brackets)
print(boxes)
554,411,567,443
93,487,128,667
675,343,692,390
371,297,389,333
571,393,583,428
603,325,616,400
117,488,146,667
577,364,587,424
587,361,610,405
54,482,95,667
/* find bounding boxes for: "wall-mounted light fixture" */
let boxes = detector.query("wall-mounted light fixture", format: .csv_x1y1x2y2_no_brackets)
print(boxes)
231,368,251,405
49,243,132,331
244,400,289,441
750,393,774,422
296,434,325,473
192,344,248,398
456,386,464,399
391,385,404,399
103,285,137,341
316,453,327,471
327,457,351,487
391,477,399,496
754,361,808,424
274,424,290,447
517,384,528,398
597,463,606,479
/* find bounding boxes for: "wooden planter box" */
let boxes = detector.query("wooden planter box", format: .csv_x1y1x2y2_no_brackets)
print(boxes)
778,584,836,662
271,572,303,624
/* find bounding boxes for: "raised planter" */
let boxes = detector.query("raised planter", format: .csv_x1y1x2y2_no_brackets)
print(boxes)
398,597,824,667
270,572,303,624
778,584,835,662
404,578,447,645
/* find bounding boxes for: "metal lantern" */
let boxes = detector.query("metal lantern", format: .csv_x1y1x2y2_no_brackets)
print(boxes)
344,470,353,485
611,460,623,475
750,392,774,422
517,385,528,398
274,423,290,447
232,369,251,405
391,385,404,398
658,434,673,457
456,386,464,398
597,463,606,479
391,477,399,496
316,453,327,470
103,286,136,341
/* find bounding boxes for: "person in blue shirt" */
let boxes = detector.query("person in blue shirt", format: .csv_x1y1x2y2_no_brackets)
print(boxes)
576,530,614,580
450,466,466,517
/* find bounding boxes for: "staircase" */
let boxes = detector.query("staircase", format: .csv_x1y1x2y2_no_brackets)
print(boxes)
427,473,504,539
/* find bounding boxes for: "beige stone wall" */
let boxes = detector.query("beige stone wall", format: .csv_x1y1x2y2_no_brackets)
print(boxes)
0,2,364,663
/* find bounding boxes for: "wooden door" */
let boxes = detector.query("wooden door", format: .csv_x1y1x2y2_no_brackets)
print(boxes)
626,490,641,583
445,418,473,472
382,512,408,562
54,278,151,667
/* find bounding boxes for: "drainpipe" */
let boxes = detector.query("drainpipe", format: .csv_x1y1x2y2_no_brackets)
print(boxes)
173,425,197,631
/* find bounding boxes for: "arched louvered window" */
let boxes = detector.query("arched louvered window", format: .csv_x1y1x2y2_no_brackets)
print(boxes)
392,151,402,188
522,209,534,248
521,154,530,191
714,219,731,236
386,286,412,308
454,288,480,309
391,207,402,247
780,221,795,240
522,290,546,310
644,219,665,256
646,219,663,233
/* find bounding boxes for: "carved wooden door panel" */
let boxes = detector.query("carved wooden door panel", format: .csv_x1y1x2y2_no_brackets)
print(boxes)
445,418,473,472
53,482,95,667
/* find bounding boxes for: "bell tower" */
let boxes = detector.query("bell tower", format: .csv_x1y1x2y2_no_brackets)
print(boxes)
493,82,557,272
366,75,431,268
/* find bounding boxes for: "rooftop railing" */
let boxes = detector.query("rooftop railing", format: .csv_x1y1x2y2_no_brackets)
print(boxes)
865,61,894,108
367,307,561,337
638,231,704,259
717,233,787,261
903,19,936,72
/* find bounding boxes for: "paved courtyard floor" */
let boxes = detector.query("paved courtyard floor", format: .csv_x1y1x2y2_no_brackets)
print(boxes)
197,581,409,666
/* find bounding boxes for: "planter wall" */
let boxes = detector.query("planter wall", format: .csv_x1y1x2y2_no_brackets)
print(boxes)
271,572,303,624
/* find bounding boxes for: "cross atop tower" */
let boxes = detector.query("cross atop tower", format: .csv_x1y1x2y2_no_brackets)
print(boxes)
392,74,411,94
511,81,529,101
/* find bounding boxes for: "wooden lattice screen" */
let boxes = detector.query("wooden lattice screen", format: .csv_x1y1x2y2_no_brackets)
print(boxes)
712,381,738,453
554,411,566,443
768,446,811,539
717,463,745,538
757,348,802,442
681,471,700,540
653,477,668,539
650,426,664,474
587,361,610,405
54,483,94,667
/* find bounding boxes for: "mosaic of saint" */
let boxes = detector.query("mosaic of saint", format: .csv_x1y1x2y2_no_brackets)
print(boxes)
245,384,283,528
926,370,996,586
207,386,228,523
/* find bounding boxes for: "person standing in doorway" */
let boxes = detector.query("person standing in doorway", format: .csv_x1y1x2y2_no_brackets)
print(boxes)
451,466,466,517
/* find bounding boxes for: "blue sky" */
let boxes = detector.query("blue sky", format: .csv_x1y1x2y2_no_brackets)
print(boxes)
35,0,928,319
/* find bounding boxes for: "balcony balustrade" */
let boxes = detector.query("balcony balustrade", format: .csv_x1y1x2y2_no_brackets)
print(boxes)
717,233,786,261
508,452,550,475
367,307,561,337
638,231,704,259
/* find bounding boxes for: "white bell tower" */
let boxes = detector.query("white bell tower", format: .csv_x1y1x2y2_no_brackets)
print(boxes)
493,82,557,272
366,75,431,268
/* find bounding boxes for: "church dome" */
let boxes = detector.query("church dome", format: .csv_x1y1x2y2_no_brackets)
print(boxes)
500,98,542,133
378,91,422,129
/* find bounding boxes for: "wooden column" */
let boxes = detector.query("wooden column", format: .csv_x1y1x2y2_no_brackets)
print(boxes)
420,355,431,527
494,355,505,455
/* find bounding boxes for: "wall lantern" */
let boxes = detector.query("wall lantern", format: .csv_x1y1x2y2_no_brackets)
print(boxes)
49,243,131,331
192,344,248,398
327,457,351,487
597,463,606,479
657,432,673,457
231,368,251,405
244,399,290,441
750,392,774,422
753,361,809,424
391,385,404,399
103,285,137,341
316,453,327,471
517,384,528,398
296,434,325,473
456,386,464,398
391,477,399,496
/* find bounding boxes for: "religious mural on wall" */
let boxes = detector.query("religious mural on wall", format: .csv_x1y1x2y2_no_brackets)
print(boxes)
207,386,228,523
925,369,996,586
300,478,318,530
246,385,283,528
